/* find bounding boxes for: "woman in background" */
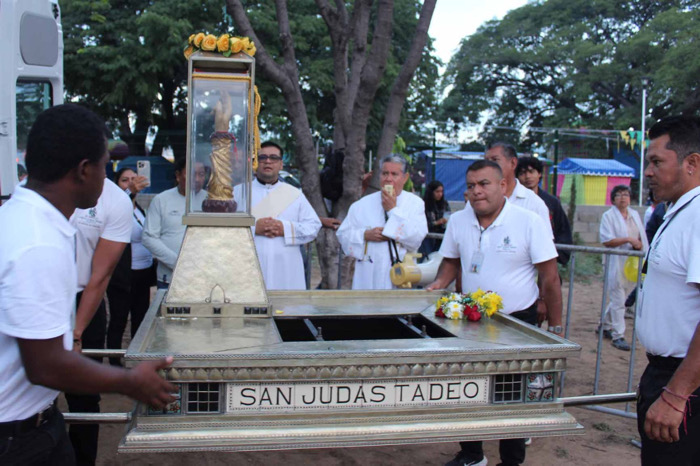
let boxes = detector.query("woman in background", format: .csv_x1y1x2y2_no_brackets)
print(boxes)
599,184,648,352
106,167,154,364
420,180,451,257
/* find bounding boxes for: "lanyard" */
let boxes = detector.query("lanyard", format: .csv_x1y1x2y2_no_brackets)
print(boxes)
477,224,490,251
133,209,144,228
643,193,700,274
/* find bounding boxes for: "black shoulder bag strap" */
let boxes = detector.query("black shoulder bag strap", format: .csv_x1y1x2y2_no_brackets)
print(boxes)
385,212,402,265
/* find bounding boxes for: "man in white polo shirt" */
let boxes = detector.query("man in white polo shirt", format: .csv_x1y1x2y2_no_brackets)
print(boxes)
427,160,562,466
484,142,555,327
0,104,175,464
636,115,700,464
67,175,132,465
484,142,552,237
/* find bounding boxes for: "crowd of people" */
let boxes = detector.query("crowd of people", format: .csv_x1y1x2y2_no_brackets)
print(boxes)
1,104,699,466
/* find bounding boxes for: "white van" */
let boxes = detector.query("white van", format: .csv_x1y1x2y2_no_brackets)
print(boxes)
0,0,63,202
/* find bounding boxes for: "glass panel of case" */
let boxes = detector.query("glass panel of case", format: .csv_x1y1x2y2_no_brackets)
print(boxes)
188,74,250,215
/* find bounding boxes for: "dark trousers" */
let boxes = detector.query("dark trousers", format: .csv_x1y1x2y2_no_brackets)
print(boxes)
458,302,538,465
106,268,151,366
65,292,105,466
637,354,700,465
0,408,75,465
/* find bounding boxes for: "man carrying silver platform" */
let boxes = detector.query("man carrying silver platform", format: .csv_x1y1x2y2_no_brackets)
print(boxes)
636,115,700,465
427,159,563,466
337,154,427,289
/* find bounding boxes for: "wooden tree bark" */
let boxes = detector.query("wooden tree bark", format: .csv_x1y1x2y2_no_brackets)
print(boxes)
227,0,335,287
375,0,437,159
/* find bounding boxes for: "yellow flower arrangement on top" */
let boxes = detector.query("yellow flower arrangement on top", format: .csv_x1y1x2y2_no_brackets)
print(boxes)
184,31,257,59
216,34,230,53
193,33,205,48
435,289,503,321
201,34,217,51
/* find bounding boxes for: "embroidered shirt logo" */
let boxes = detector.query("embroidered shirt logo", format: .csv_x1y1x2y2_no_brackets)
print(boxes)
88,208,97,218
496,235,516,253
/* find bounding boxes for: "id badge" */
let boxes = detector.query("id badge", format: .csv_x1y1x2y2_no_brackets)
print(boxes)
469,251,484,274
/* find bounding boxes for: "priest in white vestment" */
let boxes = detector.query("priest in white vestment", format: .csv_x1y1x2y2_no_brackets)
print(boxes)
235,141,321,290
337,155,428,289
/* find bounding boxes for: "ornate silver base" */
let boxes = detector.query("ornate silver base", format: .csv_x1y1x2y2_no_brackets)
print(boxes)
121,290,583,453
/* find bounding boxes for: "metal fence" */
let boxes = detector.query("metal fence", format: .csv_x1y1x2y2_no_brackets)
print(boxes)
75,240,644,424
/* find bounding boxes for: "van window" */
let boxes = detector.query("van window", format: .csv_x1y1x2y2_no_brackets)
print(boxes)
16,80,52,165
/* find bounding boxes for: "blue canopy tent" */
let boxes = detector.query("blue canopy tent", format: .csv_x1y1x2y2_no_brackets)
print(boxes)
556,158,634,206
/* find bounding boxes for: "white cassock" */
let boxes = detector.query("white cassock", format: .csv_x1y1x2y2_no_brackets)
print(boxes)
337,190,427,290
235,178,321,290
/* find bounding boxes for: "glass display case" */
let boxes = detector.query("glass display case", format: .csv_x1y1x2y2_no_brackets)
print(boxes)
184,52,256,226
164,49,268,316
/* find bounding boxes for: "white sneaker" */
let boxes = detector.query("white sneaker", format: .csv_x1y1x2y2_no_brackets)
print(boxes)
445,453,487,466
524,437,532,446
465,458,487,466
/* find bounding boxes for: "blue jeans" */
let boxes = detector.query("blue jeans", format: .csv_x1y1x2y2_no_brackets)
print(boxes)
0,409,75,465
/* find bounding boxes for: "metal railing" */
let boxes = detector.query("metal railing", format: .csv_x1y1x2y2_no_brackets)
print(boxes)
555,243,644,419
71,239,645,425
307,234,645,418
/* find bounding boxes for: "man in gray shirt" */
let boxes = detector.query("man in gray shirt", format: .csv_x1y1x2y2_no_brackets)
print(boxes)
143,158,207,287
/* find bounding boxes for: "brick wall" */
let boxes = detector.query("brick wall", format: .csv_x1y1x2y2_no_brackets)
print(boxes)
564,204,647,244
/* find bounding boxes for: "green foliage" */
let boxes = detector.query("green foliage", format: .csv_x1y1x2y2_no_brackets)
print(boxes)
441,0,700,136
62,0,440,160
560,246,603,284
246,0,440,164
62,0,228,154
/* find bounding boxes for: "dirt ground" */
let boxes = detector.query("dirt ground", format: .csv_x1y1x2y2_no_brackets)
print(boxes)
81,277,646,465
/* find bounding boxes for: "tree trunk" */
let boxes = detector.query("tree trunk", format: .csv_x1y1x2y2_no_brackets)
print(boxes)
227,0,431,289
375,0,437,158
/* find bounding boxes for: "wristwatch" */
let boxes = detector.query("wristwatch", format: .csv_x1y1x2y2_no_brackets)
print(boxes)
548,325,563,334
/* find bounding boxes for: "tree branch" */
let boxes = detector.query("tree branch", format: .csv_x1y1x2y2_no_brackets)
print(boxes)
338,0,394,209
317,0,351,148
225,0,290,93
274,0,302,81
376,0,437,158
346,0,372,118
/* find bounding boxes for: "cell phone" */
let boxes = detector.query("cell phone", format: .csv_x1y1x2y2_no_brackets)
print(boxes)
383,184,394,197
137,160,151,186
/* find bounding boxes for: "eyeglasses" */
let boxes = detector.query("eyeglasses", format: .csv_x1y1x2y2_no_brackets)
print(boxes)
258,155,282,162
615,192,631,198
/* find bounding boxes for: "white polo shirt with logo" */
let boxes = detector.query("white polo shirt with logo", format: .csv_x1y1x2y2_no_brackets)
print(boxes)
509,179,553,238
0,187,76,421
70,178,133,290
638,186,700,358
439,200,557,314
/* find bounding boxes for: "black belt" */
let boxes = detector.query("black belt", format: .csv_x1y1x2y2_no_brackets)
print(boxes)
0,402,58,437
646,353,684,370
509,301,538,319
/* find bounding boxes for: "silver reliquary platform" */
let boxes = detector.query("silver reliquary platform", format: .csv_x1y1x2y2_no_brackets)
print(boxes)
118,41,582,454
120,289,582,453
